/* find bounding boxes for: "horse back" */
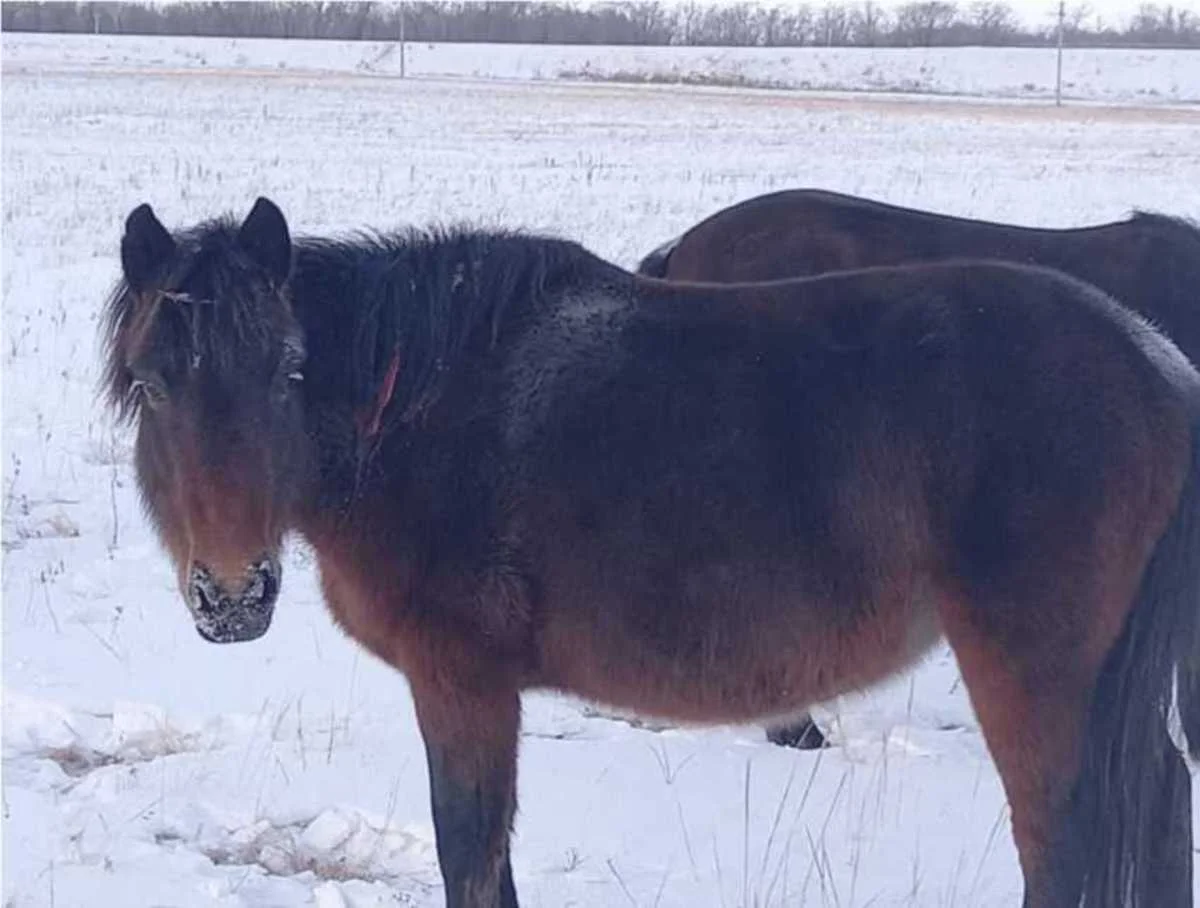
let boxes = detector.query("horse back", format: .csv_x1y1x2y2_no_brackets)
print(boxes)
489,260,1196,718
654,190,1200,373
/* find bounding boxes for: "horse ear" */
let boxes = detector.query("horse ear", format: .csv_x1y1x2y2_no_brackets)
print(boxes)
121,203,176,291
238,197,292,285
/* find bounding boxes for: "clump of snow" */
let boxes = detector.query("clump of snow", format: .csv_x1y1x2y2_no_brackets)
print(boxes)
190,808,434,894
4,693,102,758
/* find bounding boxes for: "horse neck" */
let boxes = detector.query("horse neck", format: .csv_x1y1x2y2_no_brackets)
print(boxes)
287,241,397,516
287,232,592,532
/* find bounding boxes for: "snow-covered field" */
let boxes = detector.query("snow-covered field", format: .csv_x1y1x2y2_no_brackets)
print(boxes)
3,33,1200,908
6,32,1200,106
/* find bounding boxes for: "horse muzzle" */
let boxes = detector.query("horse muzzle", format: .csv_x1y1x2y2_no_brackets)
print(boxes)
186,557,280,643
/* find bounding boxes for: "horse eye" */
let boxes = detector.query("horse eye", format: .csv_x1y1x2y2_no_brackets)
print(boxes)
130,376,167,408
280,336,306,385
281,344,306,385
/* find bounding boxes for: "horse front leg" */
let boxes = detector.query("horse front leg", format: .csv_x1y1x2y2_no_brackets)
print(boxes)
410,674,521,908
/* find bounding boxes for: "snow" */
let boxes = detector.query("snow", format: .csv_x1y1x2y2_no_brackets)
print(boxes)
5,32,1200,106
3,32,1200,908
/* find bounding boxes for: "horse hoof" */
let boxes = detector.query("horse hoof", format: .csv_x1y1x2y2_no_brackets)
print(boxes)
766,721,828,750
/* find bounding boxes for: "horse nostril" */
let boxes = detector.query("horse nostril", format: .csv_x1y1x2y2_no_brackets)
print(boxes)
186,558,279,645
249,558,281,607
188,563,220,613
244,569,265,602
188,560,280,611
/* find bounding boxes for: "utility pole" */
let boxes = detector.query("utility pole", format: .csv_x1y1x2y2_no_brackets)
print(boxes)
1055,0,1066,107
399,2,406,79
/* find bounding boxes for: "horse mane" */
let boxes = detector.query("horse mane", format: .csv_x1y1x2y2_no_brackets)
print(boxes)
102,217,596,431
1131,210,1200,245
289,225,594,428
1129,211,1200,294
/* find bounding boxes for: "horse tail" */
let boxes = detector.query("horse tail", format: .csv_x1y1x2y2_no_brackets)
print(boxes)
1075,405,1200,905
1177,435,1200,759
635,235,680,279
1181,666,1200,760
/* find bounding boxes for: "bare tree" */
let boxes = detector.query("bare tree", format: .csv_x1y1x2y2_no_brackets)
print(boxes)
780,5,816,44
3,0,1199,48
892,1,958,44
1062,1,1093,33
816,2,852,44
852,0,887,44
969,0,1017,42
1126,2,1200,39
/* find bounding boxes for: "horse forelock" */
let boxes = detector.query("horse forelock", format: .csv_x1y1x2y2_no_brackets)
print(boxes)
101,218,287,421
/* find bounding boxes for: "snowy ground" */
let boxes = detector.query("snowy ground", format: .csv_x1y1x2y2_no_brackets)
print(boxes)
5,32,1200,106
3,34,1200,908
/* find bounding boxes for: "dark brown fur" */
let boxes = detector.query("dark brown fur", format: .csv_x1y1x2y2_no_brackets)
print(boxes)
105,198,1200,907
639,189,1200,368
639,188,1200,759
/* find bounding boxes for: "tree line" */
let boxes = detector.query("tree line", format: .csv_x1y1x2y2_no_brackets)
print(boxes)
4,1,1199,48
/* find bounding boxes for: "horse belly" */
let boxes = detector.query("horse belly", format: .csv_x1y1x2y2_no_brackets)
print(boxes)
536,573,944,725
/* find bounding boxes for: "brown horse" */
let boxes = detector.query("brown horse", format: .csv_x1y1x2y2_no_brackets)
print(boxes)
639,188,1200,362
105,198,1200,908
639,187,1200,753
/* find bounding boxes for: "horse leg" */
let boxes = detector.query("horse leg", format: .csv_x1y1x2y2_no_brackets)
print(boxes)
410,676,521,908
940,606,1099,907
765,713,828,750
